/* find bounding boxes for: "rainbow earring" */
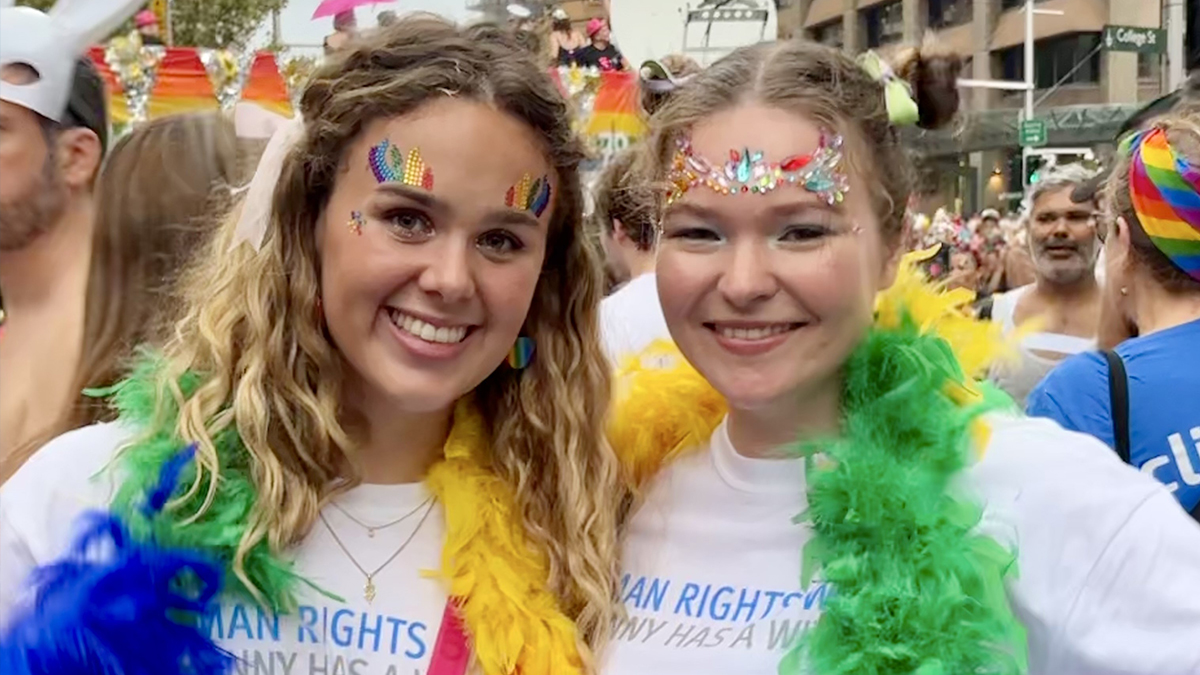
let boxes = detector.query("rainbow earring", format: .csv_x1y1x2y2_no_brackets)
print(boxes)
507,336,535,369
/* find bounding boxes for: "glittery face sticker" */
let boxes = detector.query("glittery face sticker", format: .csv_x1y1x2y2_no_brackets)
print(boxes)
367,138,434,190
505,173,552,218
348,210,365,235
665,133,849,206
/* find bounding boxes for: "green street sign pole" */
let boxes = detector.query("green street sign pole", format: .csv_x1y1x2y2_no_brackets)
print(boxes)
1103,25,1167,54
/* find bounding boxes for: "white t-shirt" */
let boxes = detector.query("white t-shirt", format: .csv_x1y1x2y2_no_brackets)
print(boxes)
990,285,1095,405
0,422,450,675
604,415,1200,675
600,273,672,365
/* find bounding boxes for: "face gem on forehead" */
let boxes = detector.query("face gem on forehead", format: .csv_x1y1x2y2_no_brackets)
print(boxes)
665,133,849,206
505,173,552,217
367,138,435,189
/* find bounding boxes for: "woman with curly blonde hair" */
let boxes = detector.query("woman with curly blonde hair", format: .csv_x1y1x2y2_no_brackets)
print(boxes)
0,16,625,675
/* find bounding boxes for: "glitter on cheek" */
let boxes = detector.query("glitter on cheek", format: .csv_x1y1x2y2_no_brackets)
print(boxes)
349,210,366,235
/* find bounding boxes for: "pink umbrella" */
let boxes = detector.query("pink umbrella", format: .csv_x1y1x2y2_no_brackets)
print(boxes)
312,0,395,20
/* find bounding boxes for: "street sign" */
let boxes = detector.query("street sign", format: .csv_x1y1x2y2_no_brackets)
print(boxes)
1103,25,1167,54
1019,119,1047,147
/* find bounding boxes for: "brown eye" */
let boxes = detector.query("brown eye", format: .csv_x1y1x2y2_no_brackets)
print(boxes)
384,209,434,240
477,230,524,256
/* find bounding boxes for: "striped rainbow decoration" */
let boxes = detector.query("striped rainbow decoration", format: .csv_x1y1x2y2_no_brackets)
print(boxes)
1125,126,1200,281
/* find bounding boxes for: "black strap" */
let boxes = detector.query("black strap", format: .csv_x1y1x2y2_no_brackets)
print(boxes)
1103,351,1200,522
1103,350,1131,465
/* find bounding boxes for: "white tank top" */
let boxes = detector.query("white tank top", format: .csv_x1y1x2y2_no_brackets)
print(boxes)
989,285,1095,405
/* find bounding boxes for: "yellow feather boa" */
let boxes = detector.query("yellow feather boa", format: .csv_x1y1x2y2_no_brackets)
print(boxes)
609,248,1012,482
425,401,584,675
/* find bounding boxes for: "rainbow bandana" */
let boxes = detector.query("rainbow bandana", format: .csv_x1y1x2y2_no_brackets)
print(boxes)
1124,126,1200,281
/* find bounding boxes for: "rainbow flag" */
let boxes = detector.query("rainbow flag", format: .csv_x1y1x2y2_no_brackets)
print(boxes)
549,69,646,151
87,47,293,125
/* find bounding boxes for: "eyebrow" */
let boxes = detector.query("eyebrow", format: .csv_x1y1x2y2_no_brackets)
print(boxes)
376,183,543,228
377,183,440,208
666,198,841,221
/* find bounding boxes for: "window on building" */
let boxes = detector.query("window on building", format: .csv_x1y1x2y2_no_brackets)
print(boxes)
928,0,972,29
1000,0,1045,9
998,33,1101,88
864,1,904,48
811,20,844,48
1138,53,1161,82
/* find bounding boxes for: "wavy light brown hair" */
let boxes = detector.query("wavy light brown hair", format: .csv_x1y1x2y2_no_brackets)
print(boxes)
636,38,962,243
71,112,239,430
151,16,624,657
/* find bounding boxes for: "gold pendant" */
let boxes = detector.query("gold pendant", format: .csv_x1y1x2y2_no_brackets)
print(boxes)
364,577,376,604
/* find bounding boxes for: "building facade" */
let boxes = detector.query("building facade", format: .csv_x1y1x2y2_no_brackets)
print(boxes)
778,0,1174,213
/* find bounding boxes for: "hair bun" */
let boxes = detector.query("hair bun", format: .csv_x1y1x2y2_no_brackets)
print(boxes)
892,39,964,131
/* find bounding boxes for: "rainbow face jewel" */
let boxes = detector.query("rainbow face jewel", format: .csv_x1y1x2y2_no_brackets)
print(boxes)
506,174,552,217
666,133,849,206
349,210,365,235
1124,127,1200,281
507,336,535,369
367,139,434,190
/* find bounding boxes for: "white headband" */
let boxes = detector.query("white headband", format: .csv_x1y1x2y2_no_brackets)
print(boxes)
231,114,305,251
0,0,144,121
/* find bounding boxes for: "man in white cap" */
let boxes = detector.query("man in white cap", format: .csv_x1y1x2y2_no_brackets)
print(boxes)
0,0,139,470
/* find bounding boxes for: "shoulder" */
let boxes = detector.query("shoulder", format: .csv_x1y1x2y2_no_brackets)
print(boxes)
1,422,133,551
969,415,1200,672
988,285,1027,324
1026,351,1109,415
970,414,1139,503
965,414,1161,561
1040,349,1108,383
0,422,134,616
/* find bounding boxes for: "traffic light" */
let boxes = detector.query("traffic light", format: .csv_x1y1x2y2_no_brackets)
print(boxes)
1026,155,1046,185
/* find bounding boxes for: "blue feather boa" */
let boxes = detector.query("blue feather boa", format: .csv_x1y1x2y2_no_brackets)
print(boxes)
0,447,233,675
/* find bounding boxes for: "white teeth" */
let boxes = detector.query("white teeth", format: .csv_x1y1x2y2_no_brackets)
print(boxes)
388,309,469,344
716,324,794,340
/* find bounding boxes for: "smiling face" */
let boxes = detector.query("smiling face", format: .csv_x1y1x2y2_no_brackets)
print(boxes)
656,103,897,413
318,98,554,414
1027,186,1099,285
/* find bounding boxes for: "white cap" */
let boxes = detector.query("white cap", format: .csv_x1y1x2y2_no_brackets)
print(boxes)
0,0,144,122
551,7,569,20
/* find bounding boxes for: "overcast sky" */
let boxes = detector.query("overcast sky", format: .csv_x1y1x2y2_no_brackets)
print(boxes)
262,0,473,55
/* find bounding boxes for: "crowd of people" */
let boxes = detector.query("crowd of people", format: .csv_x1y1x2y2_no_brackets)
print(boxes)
1,3,1199,675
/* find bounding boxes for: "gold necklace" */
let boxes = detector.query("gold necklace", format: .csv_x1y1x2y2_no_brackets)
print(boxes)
329,495,433,538
319,498,437,603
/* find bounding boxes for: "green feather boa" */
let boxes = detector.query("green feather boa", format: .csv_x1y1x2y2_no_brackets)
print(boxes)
783,316,1028,675
104,356,314,612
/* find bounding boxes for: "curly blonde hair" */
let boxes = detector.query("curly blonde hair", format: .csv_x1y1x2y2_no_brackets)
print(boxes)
151,16,625,658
